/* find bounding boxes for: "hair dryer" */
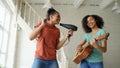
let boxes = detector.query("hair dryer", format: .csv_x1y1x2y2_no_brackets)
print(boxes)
60,23,78,31
60,23,78,39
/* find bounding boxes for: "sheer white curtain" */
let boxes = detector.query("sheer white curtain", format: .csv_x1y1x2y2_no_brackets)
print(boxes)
57,32,69,68
57,47,68,68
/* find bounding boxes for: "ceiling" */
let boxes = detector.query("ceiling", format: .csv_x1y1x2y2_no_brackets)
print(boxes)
27,0,120,9
26,0,120,13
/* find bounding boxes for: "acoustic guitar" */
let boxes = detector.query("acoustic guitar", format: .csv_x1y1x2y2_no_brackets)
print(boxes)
73,33,110,64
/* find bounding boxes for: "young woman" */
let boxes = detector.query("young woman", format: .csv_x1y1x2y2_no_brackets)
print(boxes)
29,8,74,68
77,15,107,68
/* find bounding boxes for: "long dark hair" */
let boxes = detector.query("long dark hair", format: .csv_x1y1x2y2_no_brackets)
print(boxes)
46,8,59,20
82,15,104,33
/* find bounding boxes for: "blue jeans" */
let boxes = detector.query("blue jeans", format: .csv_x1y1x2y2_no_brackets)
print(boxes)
80,60,104,68
32,58,59,68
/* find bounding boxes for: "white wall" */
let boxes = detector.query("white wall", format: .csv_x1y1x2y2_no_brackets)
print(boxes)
15,4,120,68
14,17,37,68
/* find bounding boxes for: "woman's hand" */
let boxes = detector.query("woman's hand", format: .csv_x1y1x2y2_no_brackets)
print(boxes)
67,29,74,37
77,45,83,52
90,39,99,48
41,17,47,26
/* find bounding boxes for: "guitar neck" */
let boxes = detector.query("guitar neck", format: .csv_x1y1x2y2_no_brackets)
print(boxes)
82,42,89,49
96,33,110,41
82,33,110,49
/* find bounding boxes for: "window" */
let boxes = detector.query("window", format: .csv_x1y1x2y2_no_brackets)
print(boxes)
0,2,11,67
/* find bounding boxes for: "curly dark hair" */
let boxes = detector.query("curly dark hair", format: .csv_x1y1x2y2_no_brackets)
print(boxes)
82,15,104,33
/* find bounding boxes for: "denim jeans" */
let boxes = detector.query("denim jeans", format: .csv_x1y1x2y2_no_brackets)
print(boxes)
32,58,59,68
80,60,104,68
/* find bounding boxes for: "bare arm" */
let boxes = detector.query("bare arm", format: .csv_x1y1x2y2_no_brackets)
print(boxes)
56,34,68,50
56,30,74,50
90,39,107,53
29,20,45,40
96,39,107,52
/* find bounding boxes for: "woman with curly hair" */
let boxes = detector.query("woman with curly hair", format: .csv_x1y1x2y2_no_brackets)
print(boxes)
77,15,107,68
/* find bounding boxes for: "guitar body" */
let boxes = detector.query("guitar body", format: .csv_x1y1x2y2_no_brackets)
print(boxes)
73,45,93,64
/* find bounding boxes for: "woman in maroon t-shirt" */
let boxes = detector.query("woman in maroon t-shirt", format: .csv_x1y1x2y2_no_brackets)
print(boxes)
29,8,74,68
